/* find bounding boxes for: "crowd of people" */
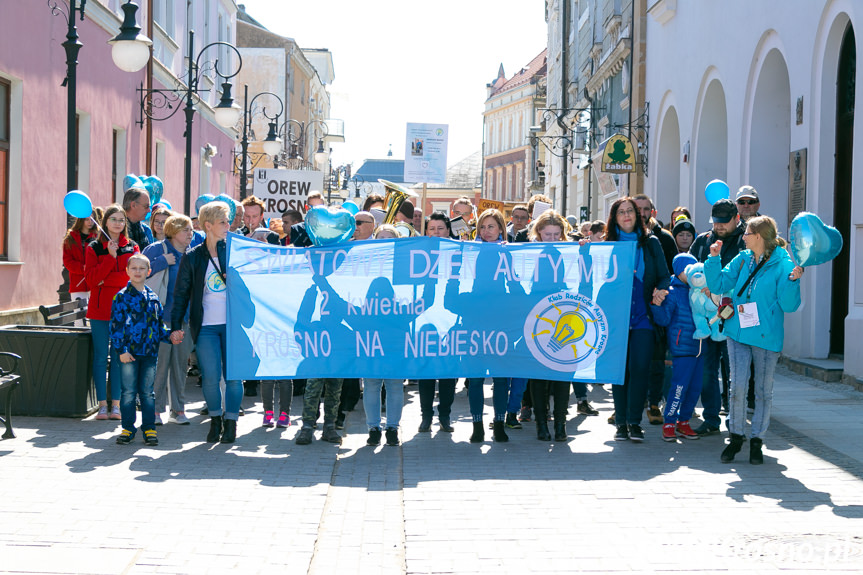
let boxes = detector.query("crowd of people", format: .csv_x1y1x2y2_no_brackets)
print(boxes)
63,183,803,463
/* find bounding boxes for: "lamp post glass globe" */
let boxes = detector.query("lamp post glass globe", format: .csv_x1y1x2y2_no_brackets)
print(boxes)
214,102,242,129
262,137,282,157
110,39,151,72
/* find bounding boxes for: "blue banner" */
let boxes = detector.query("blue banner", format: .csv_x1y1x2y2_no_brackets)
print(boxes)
226,235,635,384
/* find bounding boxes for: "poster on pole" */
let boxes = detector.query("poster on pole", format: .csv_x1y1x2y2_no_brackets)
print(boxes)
404,123,448,184
253,168,325,217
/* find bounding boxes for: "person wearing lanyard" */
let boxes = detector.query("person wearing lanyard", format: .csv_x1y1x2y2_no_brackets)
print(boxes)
704,215,803,464
170,202,242,444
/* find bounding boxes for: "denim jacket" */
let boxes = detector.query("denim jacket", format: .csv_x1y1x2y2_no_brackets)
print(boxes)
110,283,172,357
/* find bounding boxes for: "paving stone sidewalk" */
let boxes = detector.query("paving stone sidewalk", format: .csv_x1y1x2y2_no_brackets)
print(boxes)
1,365,862,574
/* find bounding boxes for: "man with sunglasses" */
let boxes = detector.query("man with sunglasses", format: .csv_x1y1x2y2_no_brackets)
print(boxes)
352,211,376,241
735,186,761,222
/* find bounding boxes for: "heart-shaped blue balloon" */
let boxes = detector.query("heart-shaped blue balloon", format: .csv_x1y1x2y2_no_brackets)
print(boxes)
214,194,237,222
142,175,164,206
123,174,143,191
704,179,730,205
789,212,843,267
305,206,356,247
195,194,216,216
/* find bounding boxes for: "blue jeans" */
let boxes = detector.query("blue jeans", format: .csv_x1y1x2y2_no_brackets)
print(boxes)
119,354,157,434
727,339,779,438
418,378,456,421
467,377,511,422
197,324,242,420
700,339,727,428
90,319,121,402
663,355,705,424
613,329,655,426
507,377,528,413
363,378,404,429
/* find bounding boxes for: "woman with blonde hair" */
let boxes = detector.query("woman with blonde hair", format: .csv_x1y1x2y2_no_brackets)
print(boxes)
143,214,195,425
705,215,803,464
170,202,242,443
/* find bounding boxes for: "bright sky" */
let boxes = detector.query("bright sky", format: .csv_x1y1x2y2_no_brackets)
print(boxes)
238,0,548,171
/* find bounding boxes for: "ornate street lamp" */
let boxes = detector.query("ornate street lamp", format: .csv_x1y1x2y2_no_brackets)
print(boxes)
136,30,243,214
237,85,283,199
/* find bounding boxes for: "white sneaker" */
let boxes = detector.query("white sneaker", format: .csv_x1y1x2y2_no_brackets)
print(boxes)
154,413,163,426
169,412,190,425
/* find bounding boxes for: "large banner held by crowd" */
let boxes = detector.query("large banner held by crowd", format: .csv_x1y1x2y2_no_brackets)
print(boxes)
226,235,636,384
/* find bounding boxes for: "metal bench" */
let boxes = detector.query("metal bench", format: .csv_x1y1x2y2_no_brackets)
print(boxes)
38,299,88,327
0,352,22,439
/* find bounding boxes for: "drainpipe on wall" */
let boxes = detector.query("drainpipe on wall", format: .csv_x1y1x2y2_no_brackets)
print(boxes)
560,0,569,215
145,3,153,174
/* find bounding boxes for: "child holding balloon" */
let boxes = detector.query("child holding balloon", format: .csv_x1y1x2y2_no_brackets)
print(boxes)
62,208,103,302
84,204,140,420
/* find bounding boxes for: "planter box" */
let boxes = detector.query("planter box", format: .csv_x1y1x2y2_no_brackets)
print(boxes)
0,325,95,417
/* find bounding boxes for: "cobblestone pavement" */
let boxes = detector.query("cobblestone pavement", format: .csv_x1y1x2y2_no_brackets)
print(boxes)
1,365,863,574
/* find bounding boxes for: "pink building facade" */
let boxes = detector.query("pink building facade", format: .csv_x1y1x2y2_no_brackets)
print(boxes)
0,0,239,318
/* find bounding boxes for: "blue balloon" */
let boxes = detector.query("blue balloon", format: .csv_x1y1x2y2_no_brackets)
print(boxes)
123,174,143,191
305,206,356,246
789,212,844,267
160,199,172,211
195,194,216,216
142,175,164,206
341,201,359,215
214,194,237,223
704,179,730,205
63,190,93,219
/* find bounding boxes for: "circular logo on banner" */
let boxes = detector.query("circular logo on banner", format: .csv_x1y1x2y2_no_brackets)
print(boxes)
524,292,609,372
206,269,226,293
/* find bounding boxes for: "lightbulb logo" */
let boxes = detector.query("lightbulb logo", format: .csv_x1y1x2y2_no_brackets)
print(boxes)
524,292,609,372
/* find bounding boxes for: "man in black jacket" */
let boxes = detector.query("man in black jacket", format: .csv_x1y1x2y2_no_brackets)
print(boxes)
633,194,678,424
689,198,746,435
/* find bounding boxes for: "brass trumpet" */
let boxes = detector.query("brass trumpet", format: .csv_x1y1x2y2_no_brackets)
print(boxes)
379,179,419,236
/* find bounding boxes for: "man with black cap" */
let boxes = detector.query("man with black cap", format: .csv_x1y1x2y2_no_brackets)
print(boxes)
735,185,761,223
689,198,746,435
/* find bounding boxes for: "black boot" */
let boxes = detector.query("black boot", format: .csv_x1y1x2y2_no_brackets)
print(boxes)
470,421,485,443
554,421,567,442
536,420,551,441
492,420,509,442
207,416,223,443
721,433,745,463
220,419,237,444
749,437,764,465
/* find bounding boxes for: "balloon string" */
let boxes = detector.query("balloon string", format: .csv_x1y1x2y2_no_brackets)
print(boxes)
91,218,109,241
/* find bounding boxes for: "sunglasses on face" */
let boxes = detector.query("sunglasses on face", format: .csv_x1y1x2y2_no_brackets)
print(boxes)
737,199,759,205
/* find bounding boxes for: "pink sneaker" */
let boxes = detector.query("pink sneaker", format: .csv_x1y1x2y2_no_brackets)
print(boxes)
109,405,121,420
276,412,291,428
262,411,275,427
95,406,108,420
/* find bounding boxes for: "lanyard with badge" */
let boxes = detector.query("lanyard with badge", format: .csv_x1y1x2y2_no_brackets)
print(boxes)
207,251,226,288
736,254,768,328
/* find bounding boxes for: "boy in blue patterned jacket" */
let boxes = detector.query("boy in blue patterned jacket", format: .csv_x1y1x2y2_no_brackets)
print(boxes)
111,254,173,446
650,253,705,443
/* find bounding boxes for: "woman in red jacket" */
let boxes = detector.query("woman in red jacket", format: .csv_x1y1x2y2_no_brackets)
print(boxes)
84,205,139,420
62,208,102,301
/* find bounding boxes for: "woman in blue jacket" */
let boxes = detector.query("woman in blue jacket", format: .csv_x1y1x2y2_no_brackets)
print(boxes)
705,215,803,464
605,197,670,443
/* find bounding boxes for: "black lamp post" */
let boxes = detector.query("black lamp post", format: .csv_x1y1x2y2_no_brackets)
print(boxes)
136,30,243,215
349,175,366,199
50,0,150,301
238,85,283,199
276,119,328,171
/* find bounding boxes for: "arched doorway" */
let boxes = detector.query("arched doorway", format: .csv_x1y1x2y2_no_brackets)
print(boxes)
694,79,728,227
749,49,791,232
831,24,855,355
655,106,680,222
